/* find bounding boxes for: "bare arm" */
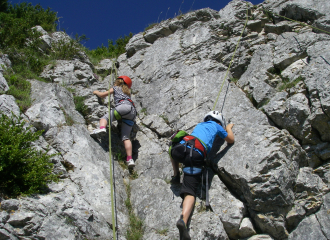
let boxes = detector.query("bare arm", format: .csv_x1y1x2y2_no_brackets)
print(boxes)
93,88,114,98
224,123,235,144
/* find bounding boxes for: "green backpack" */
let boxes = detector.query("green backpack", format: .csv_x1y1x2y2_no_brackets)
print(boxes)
168,130,188,158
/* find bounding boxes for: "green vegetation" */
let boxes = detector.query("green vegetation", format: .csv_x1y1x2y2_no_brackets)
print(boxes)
86,33,133,65
125,183,144,240
156,228,168,235
0,114,59,197
140,108,147,116
229,77,239,83
73,96,88,118
278,76,303,91
160,114,169,124
144,23,157,31
4,73,32,112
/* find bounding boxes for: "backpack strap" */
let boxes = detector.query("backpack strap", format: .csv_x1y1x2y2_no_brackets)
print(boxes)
120,99,136,108
183,135,207,158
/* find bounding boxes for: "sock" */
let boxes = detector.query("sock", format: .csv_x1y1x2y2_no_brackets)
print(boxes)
126,156,132,162
100,126,106,129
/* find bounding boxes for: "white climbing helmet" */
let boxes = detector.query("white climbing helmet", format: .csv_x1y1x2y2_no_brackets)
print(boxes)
203,111,226,128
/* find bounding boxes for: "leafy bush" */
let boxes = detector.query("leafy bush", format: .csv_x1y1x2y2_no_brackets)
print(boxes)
0,2,57,49
0,114,59,197
86,33,133,65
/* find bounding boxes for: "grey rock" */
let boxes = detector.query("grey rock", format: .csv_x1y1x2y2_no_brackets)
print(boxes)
294,167,329,215
95,58,117,74
130,177,181,239
282,0,328,21
264,21,299,35
219,0,250,21
141,114,172,137
314,163,330,188
0,73,9,92
7,212,35,227
25,80,85,132
286,204,306,231
239,218,256,239
0,212,9,223
209,174,245,239
238,44,275,105
263,92,316,145
143,24,173,44
249,210,289,239
303,40,330,142
0,228,18,240
247,20,263,32
288,214,326,240
51,31,71,44
125,33,152,58
0,200,19,211
31,25,52,51
0,95,20,118
246,235,274,240
40,60,97,87
189,210,229,240
315,192,330,239
0,54,12,72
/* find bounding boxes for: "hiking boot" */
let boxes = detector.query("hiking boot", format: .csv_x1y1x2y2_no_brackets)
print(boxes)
126,159,135,168
90,128,107,138
176,219,191,240
170,174,180,184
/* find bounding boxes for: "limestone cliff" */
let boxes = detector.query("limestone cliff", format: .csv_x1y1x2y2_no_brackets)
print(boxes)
1,0,330,239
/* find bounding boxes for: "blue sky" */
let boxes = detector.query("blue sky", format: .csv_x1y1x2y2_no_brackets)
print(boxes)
9,0,264,50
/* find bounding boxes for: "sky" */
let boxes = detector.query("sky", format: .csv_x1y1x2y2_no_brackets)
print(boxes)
9,0,264,50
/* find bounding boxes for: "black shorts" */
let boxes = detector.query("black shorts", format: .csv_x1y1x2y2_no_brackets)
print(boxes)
180,172,202,199
170,143,204,199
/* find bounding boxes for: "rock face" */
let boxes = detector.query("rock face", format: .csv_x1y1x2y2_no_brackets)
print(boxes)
1,0,330,239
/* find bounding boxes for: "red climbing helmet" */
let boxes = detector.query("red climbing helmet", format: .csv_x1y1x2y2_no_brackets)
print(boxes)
118,75,132,88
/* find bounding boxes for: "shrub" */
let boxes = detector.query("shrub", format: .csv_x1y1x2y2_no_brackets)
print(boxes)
0,2,57,49
4,73,32,112
86,33,133,65
73,96,88,118
0,114,59,197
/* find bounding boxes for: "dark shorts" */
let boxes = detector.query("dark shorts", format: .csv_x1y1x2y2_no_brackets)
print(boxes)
180,172,202,199
170,143,204,199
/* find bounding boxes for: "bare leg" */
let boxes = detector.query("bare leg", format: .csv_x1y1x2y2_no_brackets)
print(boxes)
123,139,132,157
99,118,107,128
182,194,195,224
170,157,180,176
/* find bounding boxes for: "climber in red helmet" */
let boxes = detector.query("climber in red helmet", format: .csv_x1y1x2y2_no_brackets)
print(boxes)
92,76,136,168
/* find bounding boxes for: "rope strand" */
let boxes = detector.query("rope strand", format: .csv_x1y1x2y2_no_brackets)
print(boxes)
212,3,249,111
108,59,117,240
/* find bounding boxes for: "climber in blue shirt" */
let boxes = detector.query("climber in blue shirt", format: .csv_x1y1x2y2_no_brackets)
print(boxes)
169,111,234,240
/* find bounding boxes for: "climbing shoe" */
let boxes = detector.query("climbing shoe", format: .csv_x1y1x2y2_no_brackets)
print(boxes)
126,159,135,168
176,219,191,240
90,128,107,138
170,174,180,184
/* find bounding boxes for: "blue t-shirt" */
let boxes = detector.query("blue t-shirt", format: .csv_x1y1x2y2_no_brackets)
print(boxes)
191,121,228,153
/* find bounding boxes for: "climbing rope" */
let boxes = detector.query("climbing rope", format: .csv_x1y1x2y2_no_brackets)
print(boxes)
108,59,117,240
212,3,249,111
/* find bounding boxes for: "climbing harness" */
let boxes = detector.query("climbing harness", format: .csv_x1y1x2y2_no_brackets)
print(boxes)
108,59,118,240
